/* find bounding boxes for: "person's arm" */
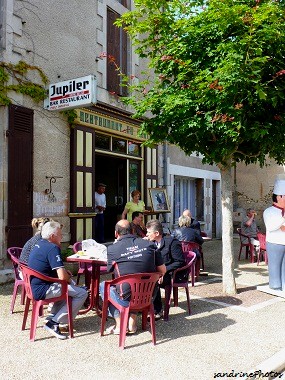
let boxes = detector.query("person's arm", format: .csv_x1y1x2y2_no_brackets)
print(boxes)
195,231,204,245
156,264,166,276
56,267,72,283
166,239,185,272
121,206,128,219
264,209,285,232
244,215,255,227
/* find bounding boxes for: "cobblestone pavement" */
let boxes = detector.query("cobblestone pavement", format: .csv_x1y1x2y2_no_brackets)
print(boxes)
1,238,285,380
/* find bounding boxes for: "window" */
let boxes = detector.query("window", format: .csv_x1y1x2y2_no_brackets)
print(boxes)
107,8,129,96
129,161,141,195
116,0,130,9
112,137,127,154
128,141,140,156
173,177,201,223
95,133,110,150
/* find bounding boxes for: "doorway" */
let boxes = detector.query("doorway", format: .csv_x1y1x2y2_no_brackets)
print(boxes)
95,154,127,241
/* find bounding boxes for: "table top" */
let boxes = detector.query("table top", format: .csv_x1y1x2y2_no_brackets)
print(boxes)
66,253,107,265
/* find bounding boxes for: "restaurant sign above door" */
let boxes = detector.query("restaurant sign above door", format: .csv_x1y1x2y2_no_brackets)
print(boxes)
44,75,96,111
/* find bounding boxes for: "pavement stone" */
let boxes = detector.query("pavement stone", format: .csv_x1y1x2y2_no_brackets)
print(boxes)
0,238,285,380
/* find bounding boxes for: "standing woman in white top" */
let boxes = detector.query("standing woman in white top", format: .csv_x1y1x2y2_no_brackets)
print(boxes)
263,174,285,291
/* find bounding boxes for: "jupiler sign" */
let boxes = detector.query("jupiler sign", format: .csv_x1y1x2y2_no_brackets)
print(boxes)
44,75,96,110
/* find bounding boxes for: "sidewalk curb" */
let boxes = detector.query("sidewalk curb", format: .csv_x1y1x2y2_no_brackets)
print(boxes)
248,347,285,378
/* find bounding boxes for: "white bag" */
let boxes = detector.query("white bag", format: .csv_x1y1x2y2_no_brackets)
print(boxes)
81,239,107,260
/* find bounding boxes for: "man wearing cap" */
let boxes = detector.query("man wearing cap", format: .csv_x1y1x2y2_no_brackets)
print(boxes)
263,174,285,292
94,183,106,243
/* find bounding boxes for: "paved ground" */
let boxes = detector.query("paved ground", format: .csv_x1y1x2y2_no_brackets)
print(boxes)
1,238,285,380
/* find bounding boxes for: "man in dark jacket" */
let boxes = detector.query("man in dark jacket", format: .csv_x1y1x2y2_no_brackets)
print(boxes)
145,219,186,319
99,219,166,334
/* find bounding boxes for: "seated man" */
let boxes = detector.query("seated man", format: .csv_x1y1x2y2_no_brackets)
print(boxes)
145,219,186,320
99,219,166,334
172,215,204,246
241,208,260,255
130,211,147,238
28,221,88,340
182,209,201,232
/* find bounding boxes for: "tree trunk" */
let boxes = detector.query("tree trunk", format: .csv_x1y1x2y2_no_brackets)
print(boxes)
220,162,237,295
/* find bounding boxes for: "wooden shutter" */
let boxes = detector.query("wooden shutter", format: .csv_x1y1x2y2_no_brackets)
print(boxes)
144,146,158,209
107,8,129,96
6,104,33,247
70,126,96,242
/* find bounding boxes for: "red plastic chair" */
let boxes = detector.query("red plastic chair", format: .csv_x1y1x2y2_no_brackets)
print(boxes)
20,264,73,341
100,272,161,349
73,242,108,287
256,232,268,265
181,241,202,280
163,251,196,321
7,247,25,313
237,228,255,263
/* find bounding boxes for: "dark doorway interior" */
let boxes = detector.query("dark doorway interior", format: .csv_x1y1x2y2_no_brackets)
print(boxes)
95,154,127,242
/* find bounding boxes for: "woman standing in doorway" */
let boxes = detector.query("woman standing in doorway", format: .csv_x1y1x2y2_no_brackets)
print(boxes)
121,190,145,222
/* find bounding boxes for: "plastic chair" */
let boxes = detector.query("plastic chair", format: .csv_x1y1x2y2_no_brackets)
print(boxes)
100,272,161,349
181,242,197,286
20,264,73,341
7,247,25,313
237,228,255,263
181,241,203,278
163,251,196,321
73,242,108,287
256,232,268,265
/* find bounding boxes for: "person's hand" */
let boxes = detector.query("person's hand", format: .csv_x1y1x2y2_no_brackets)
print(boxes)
281,225,285,232
158,275,164,285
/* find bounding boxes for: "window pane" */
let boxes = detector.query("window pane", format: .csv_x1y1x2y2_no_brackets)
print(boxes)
113,138,126,154
128,141,141,156
129,162,140,194
95,133,110,150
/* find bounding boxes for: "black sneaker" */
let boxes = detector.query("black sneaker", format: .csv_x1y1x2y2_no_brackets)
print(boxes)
44,321,67,340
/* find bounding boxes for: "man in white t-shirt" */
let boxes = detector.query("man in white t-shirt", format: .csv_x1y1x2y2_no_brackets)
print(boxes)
94,183,106,243
263,174,285,292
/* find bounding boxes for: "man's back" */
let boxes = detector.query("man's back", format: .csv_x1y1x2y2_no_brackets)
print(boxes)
107,234,162,277
173,226,203,245
28,239,64,300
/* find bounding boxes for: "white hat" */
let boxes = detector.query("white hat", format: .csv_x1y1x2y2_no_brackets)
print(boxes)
273,174,285,195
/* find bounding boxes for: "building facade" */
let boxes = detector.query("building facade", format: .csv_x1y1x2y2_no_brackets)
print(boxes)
0,0,224,268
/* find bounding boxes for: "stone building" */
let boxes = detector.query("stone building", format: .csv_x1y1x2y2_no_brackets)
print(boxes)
0,0,225,269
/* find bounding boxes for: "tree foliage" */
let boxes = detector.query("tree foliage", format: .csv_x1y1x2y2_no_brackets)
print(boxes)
117,0,285,169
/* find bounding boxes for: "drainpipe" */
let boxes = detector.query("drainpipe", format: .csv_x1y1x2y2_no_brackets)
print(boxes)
163,141,168,223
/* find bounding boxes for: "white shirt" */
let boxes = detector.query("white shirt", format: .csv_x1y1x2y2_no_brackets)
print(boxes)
263,206,285,245
95,192,106,214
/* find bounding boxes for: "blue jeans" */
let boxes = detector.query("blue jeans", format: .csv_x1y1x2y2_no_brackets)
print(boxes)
99,281,130,318
266,242,285,291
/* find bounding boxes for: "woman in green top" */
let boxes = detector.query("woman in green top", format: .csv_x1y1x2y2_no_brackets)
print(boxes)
121,190,145,222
